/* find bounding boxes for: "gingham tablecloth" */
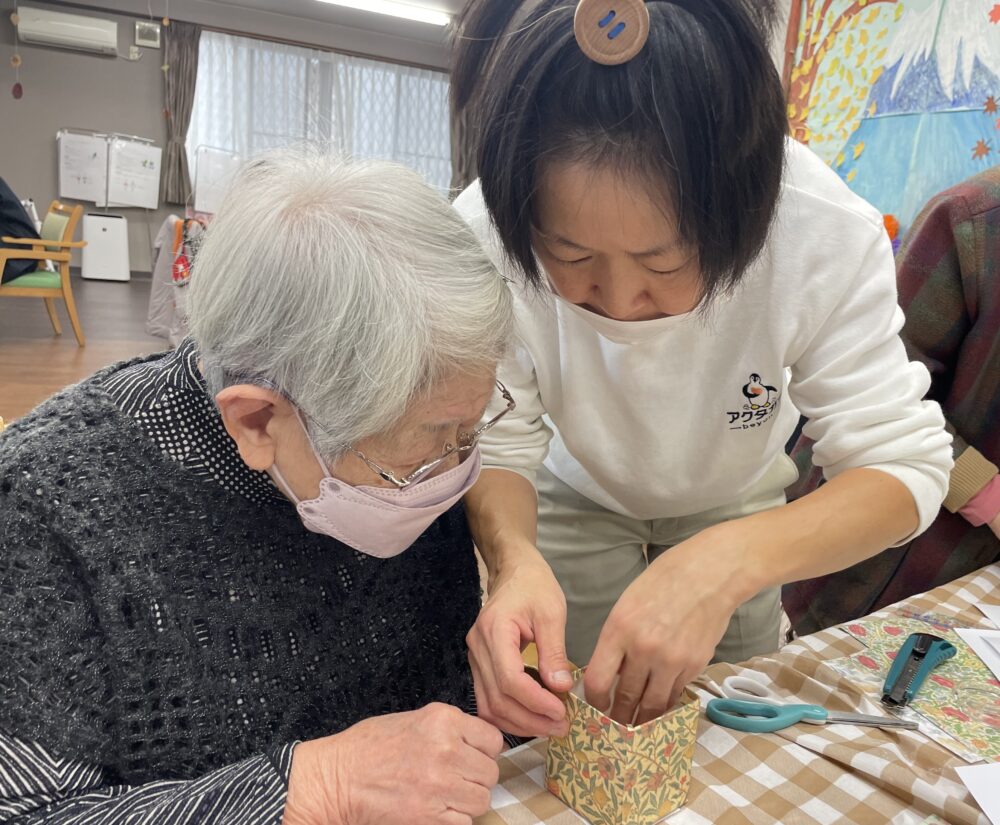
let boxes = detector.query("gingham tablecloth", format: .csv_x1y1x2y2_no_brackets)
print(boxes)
476,565,1000,825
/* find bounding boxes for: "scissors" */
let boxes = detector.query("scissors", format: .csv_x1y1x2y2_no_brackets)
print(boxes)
720,672,789,706
706,670,920,734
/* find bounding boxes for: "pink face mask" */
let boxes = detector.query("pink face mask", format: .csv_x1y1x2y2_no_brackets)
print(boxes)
272,418,482,559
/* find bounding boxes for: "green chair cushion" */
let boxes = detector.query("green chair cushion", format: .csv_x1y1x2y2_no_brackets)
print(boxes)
4,269,61,289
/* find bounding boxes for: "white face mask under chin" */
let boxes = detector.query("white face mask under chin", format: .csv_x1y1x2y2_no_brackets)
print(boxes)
543,275,688,345
271,415,482,558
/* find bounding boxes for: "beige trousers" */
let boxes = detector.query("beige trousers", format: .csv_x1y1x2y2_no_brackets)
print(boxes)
535,455,799,666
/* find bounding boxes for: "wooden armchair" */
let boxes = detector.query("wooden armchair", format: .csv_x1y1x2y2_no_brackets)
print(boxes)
0,200,87,346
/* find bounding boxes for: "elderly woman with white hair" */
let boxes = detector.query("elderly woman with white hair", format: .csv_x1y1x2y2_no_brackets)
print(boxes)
0,151,514,825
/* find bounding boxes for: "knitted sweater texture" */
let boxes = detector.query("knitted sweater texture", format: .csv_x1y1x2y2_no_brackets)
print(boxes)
0,357,481,788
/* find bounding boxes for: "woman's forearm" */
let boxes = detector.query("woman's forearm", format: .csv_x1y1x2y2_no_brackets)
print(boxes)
464,468,545,586
701,467,920,605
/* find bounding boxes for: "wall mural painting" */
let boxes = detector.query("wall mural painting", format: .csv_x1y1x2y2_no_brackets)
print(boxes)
787,0,1000,233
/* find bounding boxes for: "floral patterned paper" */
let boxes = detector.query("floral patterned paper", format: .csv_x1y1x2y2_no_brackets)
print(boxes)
834,615,1000,762
545,671,699,825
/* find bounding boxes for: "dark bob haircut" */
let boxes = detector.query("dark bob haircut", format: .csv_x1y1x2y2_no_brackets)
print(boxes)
451,0,787,305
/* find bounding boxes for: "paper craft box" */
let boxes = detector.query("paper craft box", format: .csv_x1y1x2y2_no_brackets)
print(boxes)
545,671,699,825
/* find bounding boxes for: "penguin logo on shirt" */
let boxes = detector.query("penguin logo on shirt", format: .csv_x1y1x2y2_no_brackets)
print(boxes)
726,372,782,430
741,374,778,410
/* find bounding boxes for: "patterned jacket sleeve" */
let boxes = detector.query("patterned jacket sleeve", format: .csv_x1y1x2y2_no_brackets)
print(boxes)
895,187,999,513
0,732,294,824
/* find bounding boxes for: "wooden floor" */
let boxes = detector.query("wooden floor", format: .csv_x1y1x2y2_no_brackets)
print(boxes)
0,273,167,422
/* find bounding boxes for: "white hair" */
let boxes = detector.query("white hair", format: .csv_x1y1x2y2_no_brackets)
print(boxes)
188,148,513,460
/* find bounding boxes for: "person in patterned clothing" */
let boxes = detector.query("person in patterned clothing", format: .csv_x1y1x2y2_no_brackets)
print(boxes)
785,166,1000,635
0,150,515,825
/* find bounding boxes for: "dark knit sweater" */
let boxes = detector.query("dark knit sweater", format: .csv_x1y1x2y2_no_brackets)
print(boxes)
0,351,481,810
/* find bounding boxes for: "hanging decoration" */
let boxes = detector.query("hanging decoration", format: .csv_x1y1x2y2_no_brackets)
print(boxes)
10,7,22,99
146,0,171,119
161,0,171,124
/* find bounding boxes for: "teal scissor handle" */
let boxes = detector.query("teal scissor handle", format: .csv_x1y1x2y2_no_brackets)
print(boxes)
706,698,828,733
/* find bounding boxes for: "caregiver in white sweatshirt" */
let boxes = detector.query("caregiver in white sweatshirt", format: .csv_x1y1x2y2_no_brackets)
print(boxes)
451,0,952,737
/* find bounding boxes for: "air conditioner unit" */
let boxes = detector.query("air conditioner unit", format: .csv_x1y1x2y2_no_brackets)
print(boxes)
16,6,118,56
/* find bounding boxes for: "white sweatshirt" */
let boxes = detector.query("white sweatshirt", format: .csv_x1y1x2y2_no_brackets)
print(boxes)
454,139,952,536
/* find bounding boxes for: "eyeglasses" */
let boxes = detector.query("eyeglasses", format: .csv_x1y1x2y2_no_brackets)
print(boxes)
226,371,516,490
348,381,516,488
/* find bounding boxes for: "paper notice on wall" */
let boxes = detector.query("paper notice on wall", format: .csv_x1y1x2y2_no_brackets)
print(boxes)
58,131,108,204
107,138,162,209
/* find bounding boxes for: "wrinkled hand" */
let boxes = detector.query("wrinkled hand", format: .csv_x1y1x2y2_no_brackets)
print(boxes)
990,511,1000,541
468,551,574,738
585,528,742,726
283,703,503,825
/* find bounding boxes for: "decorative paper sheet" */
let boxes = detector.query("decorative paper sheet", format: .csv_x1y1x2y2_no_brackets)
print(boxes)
827,613,1000,762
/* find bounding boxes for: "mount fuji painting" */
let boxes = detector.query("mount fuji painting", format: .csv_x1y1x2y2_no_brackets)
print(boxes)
786,0,1000,232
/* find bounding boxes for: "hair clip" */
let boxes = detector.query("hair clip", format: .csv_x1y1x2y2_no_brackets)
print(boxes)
574,0,650,66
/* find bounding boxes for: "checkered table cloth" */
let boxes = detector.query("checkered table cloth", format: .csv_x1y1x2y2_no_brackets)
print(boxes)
476,565,1000,825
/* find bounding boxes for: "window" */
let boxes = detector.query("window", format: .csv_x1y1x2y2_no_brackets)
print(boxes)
187,31,452,192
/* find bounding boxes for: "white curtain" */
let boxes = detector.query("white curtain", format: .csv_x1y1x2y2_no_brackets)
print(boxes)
187,31,452,192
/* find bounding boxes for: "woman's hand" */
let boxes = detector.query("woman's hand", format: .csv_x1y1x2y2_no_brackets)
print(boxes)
468,550,574,738
584,525,743,726
283,703,503,825
990,510,1000,540
585,468,923,726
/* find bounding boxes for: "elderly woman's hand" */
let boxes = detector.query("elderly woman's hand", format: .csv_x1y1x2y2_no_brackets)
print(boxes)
468,551,574,739
283,703,503,825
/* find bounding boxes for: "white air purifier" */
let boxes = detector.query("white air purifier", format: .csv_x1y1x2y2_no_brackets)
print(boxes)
82,213,130,281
